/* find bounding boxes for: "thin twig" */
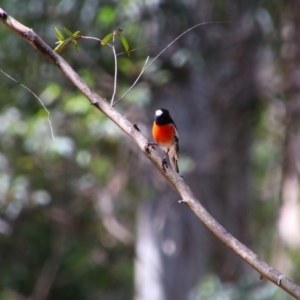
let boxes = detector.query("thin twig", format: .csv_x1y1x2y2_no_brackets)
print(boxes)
80,35,113,48
145,21,230,70
144,21,230,72
113,56,149,107
111,32,118,105
114,21,230,106
0,68,55,141
116,44,161,56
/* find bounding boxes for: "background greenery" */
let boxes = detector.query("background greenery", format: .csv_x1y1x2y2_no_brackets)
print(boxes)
0,1,299,299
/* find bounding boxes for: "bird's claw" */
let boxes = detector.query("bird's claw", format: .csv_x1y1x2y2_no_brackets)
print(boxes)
144,142,169,172
161,156,169,171
145,142,157,154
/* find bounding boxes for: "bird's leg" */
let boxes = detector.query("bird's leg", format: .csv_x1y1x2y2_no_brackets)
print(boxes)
161,150,169,171
145,143,169,172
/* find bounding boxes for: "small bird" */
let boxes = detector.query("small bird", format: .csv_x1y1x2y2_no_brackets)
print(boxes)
152,108,179,173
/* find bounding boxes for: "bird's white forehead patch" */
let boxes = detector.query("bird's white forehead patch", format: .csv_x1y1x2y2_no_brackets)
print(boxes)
155,109,163,116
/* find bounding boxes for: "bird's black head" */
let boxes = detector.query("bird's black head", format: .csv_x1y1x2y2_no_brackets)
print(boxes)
154,108,174,125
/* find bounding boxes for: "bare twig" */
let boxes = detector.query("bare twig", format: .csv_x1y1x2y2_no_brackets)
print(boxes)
79,34,117,105
144,21,230,71
80,35,113,48
116,44,161,56
111,31,118,105
114,21,230,106
0,68,55,141
80,36,102,43
113,56,149,107
0,8,300,299
80,37,158,106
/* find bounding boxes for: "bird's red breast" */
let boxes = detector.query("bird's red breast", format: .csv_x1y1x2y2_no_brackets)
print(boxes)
152,122,176,144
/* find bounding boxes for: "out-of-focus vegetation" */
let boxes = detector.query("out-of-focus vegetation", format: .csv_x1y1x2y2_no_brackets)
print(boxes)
0,1,300,299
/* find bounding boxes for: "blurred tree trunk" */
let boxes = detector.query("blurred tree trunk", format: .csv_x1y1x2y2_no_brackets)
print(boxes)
135,1,260,299
277,1,300,253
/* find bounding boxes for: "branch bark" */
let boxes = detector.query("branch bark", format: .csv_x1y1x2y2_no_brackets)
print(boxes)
1,7,300,299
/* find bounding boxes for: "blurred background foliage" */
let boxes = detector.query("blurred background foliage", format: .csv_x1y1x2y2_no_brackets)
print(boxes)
0,0,300,300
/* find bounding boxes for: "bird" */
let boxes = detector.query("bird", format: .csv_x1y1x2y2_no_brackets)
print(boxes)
152,108,179,173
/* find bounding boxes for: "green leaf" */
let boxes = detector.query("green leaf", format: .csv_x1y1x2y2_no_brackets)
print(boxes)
101,33,113,46
64,27,74,37
55,27,65,41
117,33,130,56
54,39,72,53
54,42,63,52
73,31,81,37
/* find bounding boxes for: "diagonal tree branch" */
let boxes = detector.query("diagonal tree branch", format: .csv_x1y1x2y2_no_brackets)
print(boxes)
0,7,300,299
